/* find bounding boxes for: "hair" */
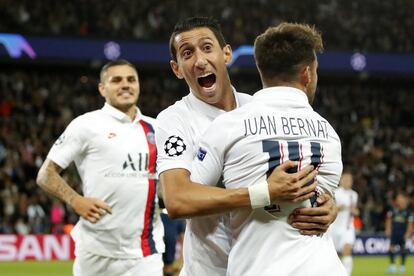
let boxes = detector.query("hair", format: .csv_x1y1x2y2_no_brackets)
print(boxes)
169,17,226,61
99,59,137,82
254,22,323,82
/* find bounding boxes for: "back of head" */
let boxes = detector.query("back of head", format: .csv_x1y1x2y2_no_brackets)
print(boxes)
169,16,226,61
254,23,323,84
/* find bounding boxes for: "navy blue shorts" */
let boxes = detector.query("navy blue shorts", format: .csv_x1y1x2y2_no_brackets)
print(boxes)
161,213,185,264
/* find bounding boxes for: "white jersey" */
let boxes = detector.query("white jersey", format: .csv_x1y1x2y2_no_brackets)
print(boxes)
332,187,358,231
330,187,358,251
191,87,346,276
156,89,251,275
48,103,164,258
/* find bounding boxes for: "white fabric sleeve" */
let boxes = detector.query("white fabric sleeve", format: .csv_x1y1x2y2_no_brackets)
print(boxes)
315,123,342,196
155,110,195,174
190,122,225,187
47,117,87,169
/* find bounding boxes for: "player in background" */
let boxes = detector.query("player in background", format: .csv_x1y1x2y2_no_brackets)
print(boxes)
330,172,359,275
156,17,338,275
36,60,164,276
385,191,414,274
191,22,347,276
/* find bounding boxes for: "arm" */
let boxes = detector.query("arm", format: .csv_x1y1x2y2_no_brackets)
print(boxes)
385,212,392,237
160,161,317,219
36,159,112,223
405,219,413,240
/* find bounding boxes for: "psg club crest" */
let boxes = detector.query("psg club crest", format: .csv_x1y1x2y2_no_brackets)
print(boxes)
164,135,186,157
146,131,156,145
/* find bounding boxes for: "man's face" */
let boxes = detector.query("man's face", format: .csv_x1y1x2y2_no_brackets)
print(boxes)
396,194,408,209
340,173,353,190
170,27,232,106
99,65,140,112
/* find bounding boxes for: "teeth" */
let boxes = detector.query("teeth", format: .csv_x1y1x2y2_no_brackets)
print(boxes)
198,72,213,78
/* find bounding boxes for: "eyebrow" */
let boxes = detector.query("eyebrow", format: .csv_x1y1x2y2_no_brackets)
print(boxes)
177,36,215,52
108,75,137,80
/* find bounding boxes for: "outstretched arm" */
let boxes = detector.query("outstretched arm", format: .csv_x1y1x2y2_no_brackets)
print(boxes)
36,159,112,223
160,161,317,219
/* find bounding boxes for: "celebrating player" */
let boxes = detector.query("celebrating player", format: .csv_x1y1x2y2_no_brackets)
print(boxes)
190,22,347,275
156,17,338,275
37,60,164,276
330,172,360,275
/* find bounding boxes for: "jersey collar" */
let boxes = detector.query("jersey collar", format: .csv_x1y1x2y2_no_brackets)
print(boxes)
188,86,241,119
101,102,141,123
253,86,312,109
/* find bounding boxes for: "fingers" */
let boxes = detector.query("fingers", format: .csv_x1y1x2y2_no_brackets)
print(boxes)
76,198,112,223
297,229,326,236
94,200,113,215
277,160,299,172
296,170,318,187
316,193,330,205
295,164,315,180
291,207,330,217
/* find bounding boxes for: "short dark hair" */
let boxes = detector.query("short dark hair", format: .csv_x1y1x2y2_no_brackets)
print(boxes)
169,17,226,61
100,59,137,82
254,23,323,82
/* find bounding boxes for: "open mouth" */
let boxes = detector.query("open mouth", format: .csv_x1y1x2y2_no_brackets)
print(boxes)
197,73,216,89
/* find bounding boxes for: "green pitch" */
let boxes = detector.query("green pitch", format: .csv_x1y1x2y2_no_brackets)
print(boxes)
0,257,412,275
353,256,414,276
0,261,73,276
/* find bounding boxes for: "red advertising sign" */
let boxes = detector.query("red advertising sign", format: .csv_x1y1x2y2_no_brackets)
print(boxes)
0,235,75,261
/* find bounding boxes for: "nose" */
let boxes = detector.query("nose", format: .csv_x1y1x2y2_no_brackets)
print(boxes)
194,49,207,68
120,78,131,88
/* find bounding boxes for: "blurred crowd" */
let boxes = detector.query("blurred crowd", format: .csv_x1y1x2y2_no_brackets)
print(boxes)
0,67,413,235
1,0,414,52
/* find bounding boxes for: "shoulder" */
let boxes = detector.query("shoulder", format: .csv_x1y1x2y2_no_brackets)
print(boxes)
235,91,253,106
156,96,190,125
68,109,102,129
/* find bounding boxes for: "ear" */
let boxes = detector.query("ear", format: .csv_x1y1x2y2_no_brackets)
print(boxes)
170,60,184,79
299,65,311,88
223,44,233,65
98,82,106,97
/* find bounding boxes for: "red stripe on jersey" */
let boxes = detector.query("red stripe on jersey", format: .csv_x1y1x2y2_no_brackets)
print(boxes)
299,143,303,171
139,119,157,256
280,143,285,164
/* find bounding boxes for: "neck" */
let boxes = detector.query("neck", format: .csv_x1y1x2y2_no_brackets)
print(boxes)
214,87,236,111
263,79,305,92
113,104,137,121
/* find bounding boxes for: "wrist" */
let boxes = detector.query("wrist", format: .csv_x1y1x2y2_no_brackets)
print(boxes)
248,180,271,209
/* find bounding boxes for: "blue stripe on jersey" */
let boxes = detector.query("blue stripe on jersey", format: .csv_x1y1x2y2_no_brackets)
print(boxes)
310,142,322,207
286,141,300,173
263,140,281,177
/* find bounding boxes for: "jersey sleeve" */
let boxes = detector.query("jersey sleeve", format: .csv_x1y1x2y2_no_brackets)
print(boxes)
190,118,228,186
47,116,87,169
155,109,195,174
315,122,343,196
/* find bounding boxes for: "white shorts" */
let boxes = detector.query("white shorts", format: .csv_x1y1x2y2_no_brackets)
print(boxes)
73,248,163,276
330,228,355,252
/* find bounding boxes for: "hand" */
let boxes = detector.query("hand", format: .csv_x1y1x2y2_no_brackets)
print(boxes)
71,195,112,223
267,161,318,203
288,193,337,235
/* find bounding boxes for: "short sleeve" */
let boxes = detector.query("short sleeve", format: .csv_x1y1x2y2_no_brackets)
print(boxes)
47,117,87,169
155,109,195,174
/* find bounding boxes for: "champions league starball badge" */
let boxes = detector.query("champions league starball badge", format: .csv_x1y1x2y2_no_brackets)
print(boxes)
164,135,186,157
